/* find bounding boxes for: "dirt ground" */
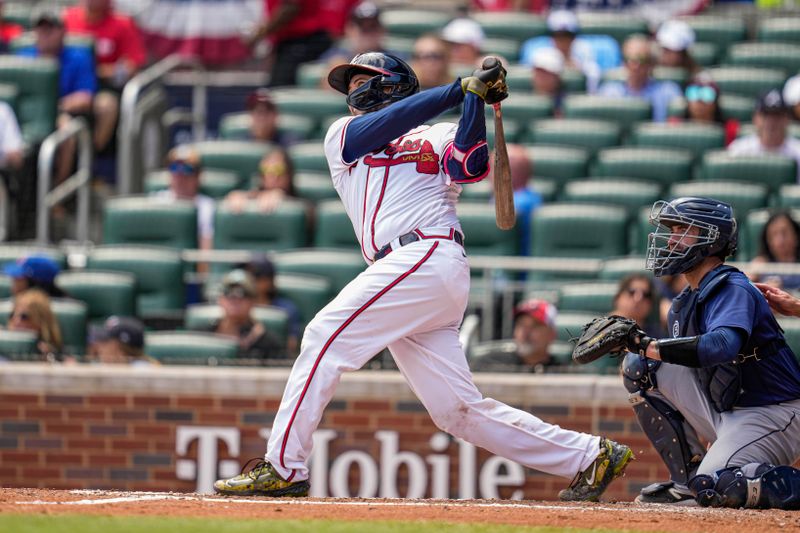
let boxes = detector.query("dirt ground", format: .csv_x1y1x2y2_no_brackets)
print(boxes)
3,488,800,531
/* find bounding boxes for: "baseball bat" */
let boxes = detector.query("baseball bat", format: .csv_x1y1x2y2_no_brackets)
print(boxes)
492,102,515,230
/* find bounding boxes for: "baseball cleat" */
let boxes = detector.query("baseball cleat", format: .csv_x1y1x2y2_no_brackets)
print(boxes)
558,437,634,502
214,459,309,497
635,481,696,505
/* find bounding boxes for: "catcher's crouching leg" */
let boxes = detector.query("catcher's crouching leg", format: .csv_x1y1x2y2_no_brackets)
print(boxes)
623,353,699,485
690,463,800,509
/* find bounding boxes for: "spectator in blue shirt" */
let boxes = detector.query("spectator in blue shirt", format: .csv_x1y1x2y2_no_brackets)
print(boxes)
17,10,96,183
597,35,682,122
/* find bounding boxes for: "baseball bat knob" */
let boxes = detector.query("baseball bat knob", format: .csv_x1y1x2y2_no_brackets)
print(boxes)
482,56,500,69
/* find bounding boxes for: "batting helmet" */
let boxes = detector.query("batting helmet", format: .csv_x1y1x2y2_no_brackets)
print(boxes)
646,197,738,277
328,52,419,112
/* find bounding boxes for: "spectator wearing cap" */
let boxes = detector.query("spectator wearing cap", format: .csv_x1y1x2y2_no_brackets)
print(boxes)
246,0,333,87
530,47,565,115
153,145,215,253
471,299,558,373
784,74,800,123
224,147,298,214
245,89,297,147
18,9,97,184
0,1,23,53
670,71,739,146
199,269,284,360
63,0,146,153
520,10,602,93
728,89,800,182
90,315,156,366
243,255,302,354
7,289,63,361
320,2,387,64
4,255,65,298
411,33,452,90
655,19,698,74
597,35,682,122
441,17,485,69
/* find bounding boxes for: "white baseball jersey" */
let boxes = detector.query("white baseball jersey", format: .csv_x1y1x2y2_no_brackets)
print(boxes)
324,117,463,263
264,112,601,488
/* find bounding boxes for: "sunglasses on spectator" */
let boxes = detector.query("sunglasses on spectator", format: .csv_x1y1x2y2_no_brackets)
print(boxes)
685,85,717,103
624,55,653,65
169,161,198,176
626,288,653,299
413,52,446,61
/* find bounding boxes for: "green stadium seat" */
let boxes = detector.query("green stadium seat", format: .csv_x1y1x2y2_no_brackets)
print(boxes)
562,68,588,93
273,249,365,293
382,35,415,56
485,117,522,146
296,61,329,88
778,317,800,358
269,87,350,126
758,18,800,44
724,42,800,75
381,9,452,37
670,95,757,123
0,298,88,356
523,144,590,190
530,203,629,258
776,185,800,208
214,199,308,253
145,331,239,364
563,94,652,133
561,179,661,213
742,208,800,260
314,199,359,250
472,11,548,43
554,311,600,342
683,15,747,50
86,245,185,318
103,196,198,249
144,169,240,199
0,83,19,112
275,273,334,327
531,178,558,202
708,66,788,99
0,243,66,269
739,122,800,140
483,37,520,62
505,65,532,92
690,41,719,67
576,13,648,44
631,205,654,254
630,122,725,158
0,329,38,360
0,56,58,143
288,141,328,173
602,66,688,87
558,282,618,314
592,147,694,186
194,141,273,189
55,270,137,324
294,171,338,202
457,203,519,256
599,256,650,280
489,93,553,126
699,150,796,191
185,304,289,348
218,111,316,143
3,2,33,29
668,181,769,220
526,118,621,152
459,179,493,202
0,274,10,299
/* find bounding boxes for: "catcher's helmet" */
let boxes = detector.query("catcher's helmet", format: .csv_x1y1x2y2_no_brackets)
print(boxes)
328,52,419,112
646,197,738,277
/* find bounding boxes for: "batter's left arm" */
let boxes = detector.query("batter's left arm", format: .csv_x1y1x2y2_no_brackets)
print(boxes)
443,92,489,184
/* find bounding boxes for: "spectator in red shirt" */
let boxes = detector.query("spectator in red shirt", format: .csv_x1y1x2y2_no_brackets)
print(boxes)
0,1,22,53
246,0,333,87
63,0,146,152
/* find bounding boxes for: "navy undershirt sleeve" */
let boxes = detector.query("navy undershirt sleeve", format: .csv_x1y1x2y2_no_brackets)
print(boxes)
342,81,465,163
697,326,746,366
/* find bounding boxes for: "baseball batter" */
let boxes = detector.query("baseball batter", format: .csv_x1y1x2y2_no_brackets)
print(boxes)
605,197,800,508
214,52,633,501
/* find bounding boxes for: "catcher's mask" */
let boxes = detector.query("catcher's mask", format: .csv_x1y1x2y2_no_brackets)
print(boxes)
328,52,419,113
646,196,738,277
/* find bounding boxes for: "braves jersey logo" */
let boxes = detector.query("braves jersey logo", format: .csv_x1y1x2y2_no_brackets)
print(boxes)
364,139,440,175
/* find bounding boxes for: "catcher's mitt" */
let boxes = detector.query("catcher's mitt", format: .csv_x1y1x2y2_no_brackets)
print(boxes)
571,315,650,365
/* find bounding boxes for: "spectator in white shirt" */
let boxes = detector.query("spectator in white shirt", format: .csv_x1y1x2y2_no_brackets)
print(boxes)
0,101,24,169
728,89,800,182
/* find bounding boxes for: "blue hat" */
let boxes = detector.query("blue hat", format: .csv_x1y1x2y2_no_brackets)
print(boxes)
3,255,60,284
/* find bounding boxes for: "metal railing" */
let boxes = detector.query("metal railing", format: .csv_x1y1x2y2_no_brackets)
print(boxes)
117,54,207,195
36,117,92,244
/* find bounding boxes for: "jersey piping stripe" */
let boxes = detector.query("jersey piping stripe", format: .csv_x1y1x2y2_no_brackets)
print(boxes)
279,241,440,481
414,228,455,240
724,411,797,469
370,166,391,254
339,117,356,166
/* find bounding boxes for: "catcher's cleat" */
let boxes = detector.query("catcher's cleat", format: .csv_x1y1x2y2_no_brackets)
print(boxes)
214,459,309,497
635,481,696,506
558,438,634,502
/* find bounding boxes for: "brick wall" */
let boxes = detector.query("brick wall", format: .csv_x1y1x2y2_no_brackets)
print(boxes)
0,364,668,499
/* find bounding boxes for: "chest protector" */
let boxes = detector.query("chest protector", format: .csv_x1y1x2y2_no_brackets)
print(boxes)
670,266,784,412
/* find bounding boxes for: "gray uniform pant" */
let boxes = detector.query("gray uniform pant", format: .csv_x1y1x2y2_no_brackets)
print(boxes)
652,362,800,483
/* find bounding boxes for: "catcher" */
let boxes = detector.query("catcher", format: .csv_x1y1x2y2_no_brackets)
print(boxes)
573,197,800,509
